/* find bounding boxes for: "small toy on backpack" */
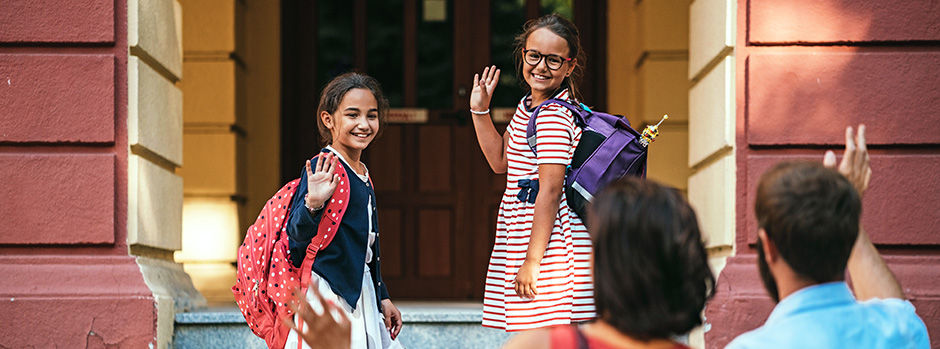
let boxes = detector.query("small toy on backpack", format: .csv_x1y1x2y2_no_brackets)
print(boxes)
639,114,669,147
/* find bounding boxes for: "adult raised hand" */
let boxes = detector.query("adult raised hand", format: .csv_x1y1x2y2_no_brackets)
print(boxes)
823,125,871,197
470,65,500,113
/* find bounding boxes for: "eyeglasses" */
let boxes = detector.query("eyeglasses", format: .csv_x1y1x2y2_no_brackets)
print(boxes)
522,49,572,71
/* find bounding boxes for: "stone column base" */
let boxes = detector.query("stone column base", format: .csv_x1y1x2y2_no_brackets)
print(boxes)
0,255,157,347
136,256,207,348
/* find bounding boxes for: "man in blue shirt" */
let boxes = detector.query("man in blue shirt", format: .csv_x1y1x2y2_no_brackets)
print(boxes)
727,125,930,349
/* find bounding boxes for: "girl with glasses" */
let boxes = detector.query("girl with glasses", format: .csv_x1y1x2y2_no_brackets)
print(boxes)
469,13,594,331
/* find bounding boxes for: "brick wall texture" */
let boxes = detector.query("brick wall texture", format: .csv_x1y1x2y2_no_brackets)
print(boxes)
705,1,940,348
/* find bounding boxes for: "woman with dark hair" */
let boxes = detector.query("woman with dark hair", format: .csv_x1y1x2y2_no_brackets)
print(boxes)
470,13,594,332
504,177,716,348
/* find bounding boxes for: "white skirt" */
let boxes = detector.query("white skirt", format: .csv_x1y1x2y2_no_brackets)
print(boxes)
285,264,403,349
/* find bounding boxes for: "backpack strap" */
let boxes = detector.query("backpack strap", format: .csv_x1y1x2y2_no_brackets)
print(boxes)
526,98,586,154
298,153,353,294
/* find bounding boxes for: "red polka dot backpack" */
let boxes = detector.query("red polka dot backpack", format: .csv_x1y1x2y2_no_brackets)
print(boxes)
232,154,352,349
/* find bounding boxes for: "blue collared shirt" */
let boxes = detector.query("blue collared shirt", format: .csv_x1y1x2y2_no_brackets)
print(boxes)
726,282,929,349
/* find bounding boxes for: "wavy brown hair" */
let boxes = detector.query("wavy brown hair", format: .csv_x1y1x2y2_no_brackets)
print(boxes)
589,177,716,340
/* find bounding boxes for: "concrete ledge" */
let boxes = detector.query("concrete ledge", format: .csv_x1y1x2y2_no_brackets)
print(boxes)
174,302,513,349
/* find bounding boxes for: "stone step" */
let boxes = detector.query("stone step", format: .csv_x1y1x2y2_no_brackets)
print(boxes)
173,302,513,349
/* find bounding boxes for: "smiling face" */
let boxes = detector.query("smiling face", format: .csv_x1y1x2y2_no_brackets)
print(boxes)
321,88,379,160
523,27,576,103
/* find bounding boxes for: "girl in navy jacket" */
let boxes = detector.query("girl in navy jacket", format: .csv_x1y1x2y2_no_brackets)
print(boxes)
285,72,403,349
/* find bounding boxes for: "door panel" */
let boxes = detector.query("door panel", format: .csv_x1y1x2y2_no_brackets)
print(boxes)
417,209,453,277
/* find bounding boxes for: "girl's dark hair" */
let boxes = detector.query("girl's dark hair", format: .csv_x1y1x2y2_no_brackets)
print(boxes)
512,13,586,102
589,177,716,341
316,72,390,146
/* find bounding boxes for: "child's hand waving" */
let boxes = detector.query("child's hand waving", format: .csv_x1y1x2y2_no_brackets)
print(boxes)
305,153,340,212
470,65,500,113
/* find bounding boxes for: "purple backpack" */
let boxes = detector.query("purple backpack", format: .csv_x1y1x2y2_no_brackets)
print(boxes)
527,99,648,222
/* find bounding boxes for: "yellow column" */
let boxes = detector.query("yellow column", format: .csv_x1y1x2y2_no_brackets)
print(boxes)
128,0,206,347
176,0,241,305
610,0,737,347
688,0,737,347
176,0,281,306
608,0,692,194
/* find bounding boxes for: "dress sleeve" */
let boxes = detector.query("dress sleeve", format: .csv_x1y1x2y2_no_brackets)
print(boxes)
534,103,576,166
287,166,324,268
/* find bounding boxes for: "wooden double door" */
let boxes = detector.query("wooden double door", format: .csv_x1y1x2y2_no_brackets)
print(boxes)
281,0,606,299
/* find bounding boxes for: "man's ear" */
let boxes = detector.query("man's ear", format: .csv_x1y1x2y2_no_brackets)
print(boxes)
758,229,779,264
320,111,334,129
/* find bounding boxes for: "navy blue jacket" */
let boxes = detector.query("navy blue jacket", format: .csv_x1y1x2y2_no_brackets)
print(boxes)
286,151,389,310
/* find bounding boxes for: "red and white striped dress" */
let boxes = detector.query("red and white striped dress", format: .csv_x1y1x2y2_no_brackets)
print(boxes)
482,89,596,331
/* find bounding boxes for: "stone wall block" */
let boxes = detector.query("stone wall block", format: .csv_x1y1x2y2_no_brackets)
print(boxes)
639,59,689,123
129,0,183,78
129,155,183,250
0,256,155,347
182,0,235,52
0,54,115,143
745,154,940,245
0,0,114,43
689,154,735,248
0,154,114,244
689,0,735,78
647,126,691,191
182,61,236,124
689,56,734,166
638,0,690,52
750,0,940,44
748,51,940,146
129,57,184,166
180,133,238,195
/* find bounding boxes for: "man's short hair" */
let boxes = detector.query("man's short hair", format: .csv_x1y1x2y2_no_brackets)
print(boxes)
755,161,861,283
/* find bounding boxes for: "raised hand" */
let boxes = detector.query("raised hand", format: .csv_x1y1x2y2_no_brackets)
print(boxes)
305,153,340,211
470,65,500,113
823,125,871,197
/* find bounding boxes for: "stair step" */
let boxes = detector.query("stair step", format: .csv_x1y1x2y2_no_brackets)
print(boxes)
173,302,513,348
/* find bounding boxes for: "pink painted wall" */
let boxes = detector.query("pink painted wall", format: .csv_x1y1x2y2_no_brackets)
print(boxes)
0,0,156,347
706,1,940,347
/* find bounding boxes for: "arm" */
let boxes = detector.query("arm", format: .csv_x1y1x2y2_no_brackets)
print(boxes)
470,65,509,173
848,226,904,300
825,125,904,300
514,163,566,299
